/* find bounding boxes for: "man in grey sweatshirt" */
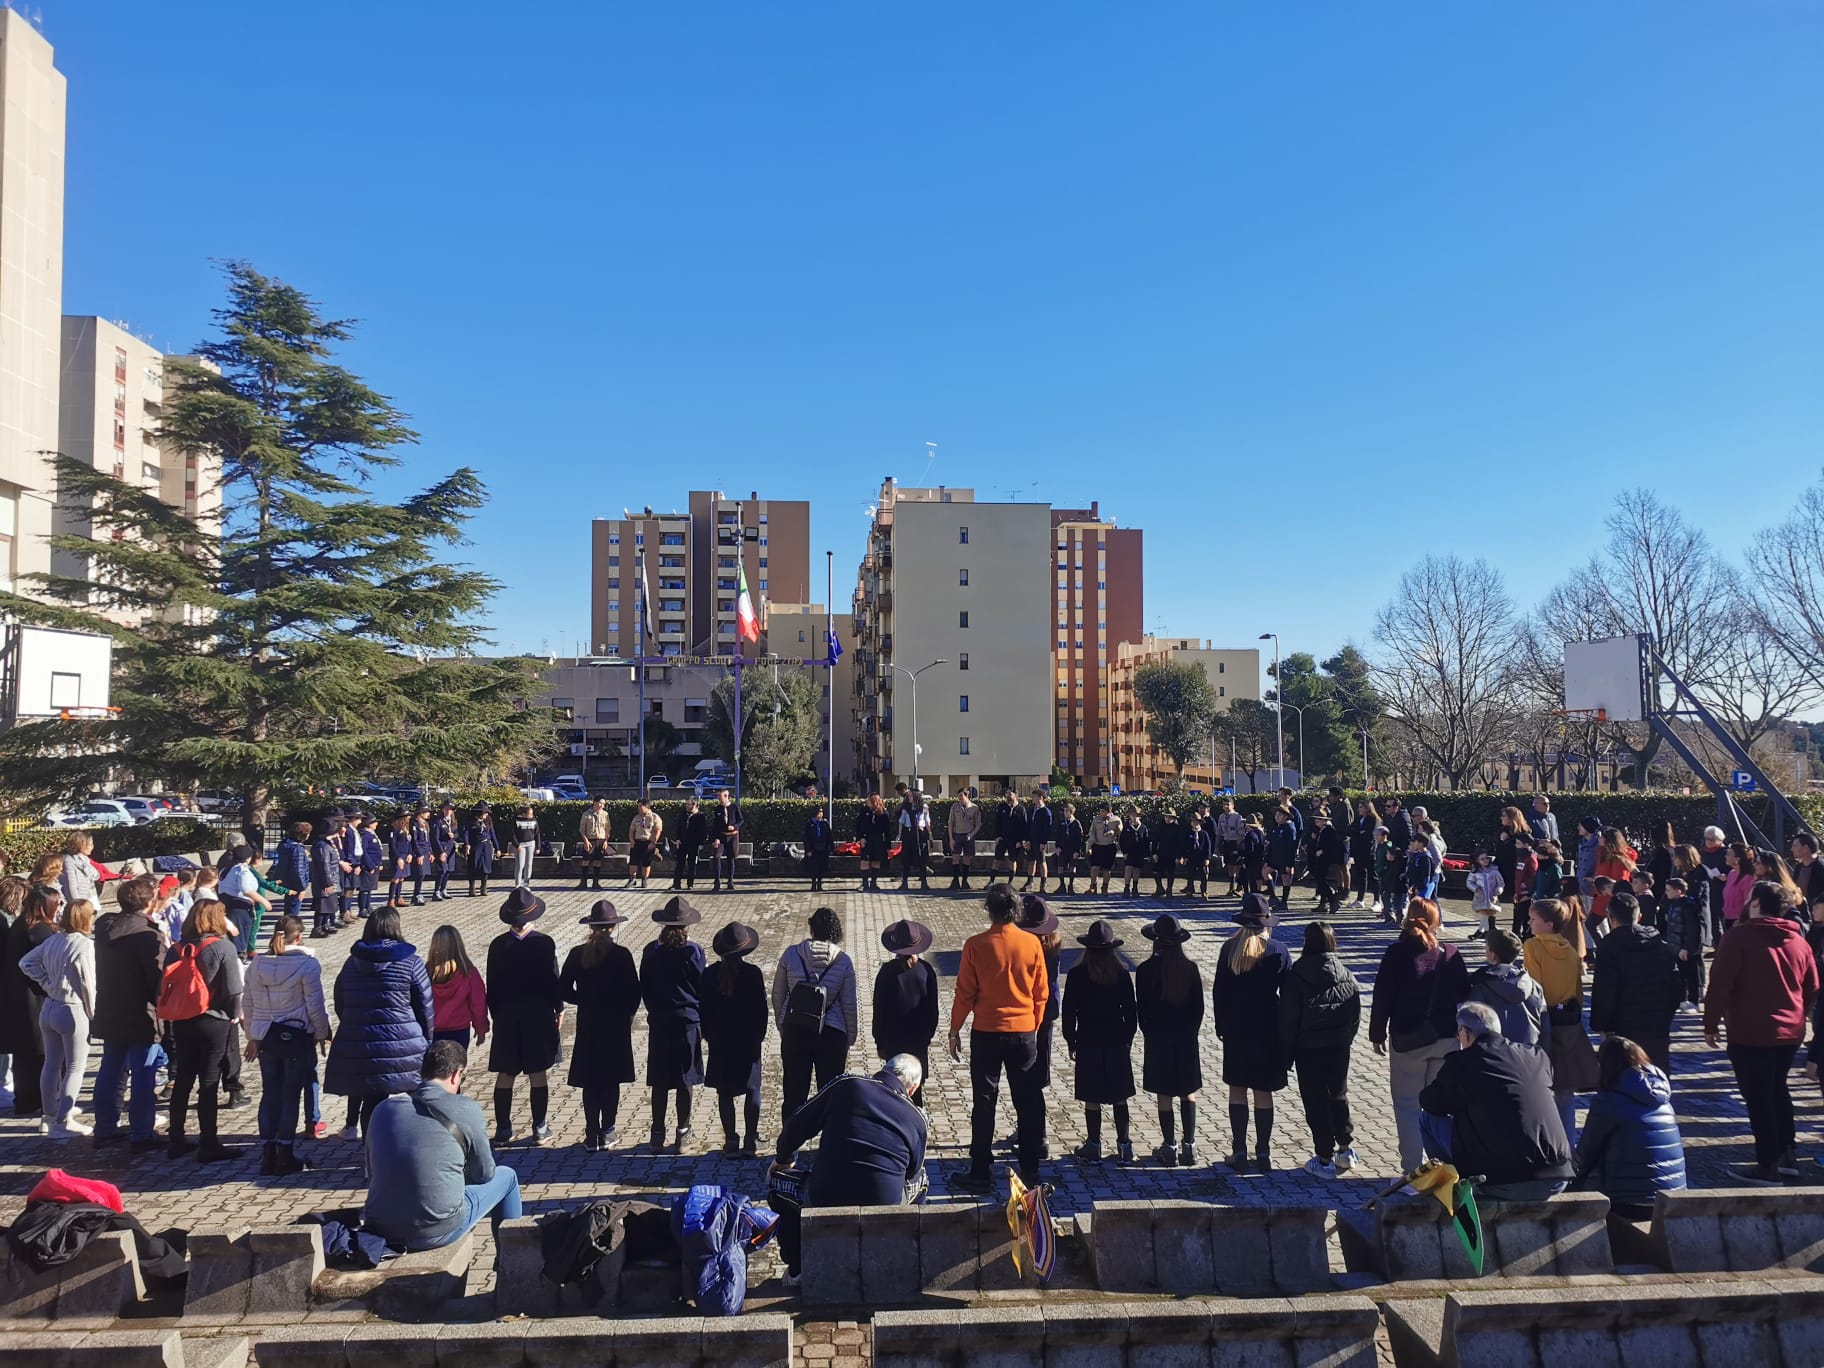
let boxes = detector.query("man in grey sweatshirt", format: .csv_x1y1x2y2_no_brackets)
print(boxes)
362,1041,520,1251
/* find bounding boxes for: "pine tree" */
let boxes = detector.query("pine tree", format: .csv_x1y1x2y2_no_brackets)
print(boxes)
0,263,554,827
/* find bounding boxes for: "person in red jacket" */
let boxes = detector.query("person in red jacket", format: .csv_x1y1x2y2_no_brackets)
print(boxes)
1704,880,1820,1185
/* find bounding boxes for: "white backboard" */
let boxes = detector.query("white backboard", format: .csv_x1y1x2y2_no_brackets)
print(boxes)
1564,635,1646,722
10,626,113,718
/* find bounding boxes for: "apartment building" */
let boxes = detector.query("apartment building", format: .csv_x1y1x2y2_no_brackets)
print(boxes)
55,319,221,621
0,9,65,597
851,480,1052,797
589,491,810,657
534,657,714,787
1109,637,1261,790
766,601,856,796
1051,502,1143,788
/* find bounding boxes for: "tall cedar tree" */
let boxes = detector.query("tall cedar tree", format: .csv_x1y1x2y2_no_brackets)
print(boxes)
0,264,554,826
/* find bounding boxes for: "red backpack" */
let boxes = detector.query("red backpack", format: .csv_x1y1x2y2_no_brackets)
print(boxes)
157,935,220,1022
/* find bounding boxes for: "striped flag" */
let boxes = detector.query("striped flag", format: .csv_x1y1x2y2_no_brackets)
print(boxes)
736,563,760,644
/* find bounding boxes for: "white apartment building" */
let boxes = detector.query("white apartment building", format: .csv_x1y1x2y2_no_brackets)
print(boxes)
852,480,1053,797
0,9,65,596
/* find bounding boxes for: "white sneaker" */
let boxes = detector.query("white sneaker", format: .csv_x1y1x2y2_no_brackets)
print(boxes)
154,1115,169,1135
1334,1147,1359,1175
1303,1155,1336,1178
340,1125,361,1141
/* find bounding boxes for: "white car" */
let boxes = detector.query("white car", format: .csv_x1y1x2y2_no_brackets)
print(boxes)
114,796,167,824
46,799,136,828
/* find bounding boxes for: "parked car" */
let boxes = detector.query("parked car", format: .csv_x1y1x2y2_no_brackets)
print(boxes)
54,799,138,828
521,786,557,802
195,790,241,814
645,776,675,791
112,796,167,824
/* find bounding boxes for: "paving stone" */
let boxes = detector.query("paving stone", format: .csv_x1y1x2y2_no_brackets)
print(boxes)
1151,1201,1214,1295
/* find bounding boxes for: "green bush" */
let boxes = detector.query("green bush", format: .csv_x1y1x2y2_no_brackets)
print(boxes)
1,819,227,872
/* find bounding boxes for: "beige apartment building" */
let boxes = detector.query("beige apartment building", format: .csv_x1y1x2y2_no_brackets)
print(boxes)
0,10,65,597
589,491,810,657
766,601,856,796
851,480,1052,797
1051,502,1144,788
535,657,715,786
55,318,221,621
1109,637,1261,791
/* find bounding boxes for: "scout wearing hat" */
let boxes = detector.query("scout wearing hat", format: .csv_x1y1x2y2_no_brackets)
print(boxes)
1137,909,1203,1167
875,920,939,1111
1066,919,1137,1162
486,885,560,1147
562,899,639,1151
703,921,767,1155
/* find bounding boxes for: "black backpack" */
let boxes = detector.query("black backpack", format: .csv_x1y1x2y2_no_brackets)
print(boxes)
539,1201,621,1303
784,947,834,1033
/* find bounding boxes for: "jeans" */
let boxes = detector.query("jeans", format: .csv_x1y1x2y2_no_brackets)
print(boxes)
1729,1041,1800,1168
437,1165,523,1247
256,1039,318,1144
780,1023,850,1121
968,1029,1044,1177
39,1001,90,1129
1389,1036,1458,1172
94,1041,165,1140
1294,1045,1354,1160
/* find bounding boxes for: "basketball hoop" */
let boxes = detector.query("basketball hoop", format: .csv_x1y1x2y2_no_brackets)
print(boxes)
57,705,121,721
1551,708,1608,722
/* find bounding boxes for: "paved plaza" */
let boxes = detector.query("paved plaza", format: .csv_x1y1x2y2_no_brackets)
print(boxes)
0,874,1803,1367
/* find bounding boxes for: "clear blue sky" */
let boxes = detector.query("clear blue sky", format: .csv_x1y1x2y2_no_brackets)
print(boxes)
44,1,1824,666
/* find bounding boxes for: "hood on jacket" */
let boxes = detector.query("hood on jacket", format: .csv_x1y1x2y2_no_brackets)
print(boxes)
95,910,157,947
1612,1063,1673,1110
1528,933,1580,968
1472,962,1533,1005
1292,953,1353,992
253,950,318,985
1731,915,1806,953
351,937,420,965
1609,924,1666,952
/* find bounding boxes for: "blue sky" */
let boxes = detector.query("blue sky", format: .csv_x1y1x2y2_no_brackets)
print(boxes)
43,1,1824,668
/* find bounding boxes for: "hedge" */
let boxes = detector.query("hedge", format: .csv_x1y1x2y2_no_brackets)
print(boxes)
9,791,1812,872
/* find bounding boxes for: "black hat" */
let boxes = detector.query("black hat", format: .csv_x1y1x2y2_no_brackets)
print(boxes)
1142,913,1192,943
578,899,625,927
1017,894,1058,937
475,801,492,814
712,922,760,958
881,919,934,956
1235,893,1273,929
1077,919,1123,951
499,886,545,926
652,894,702,927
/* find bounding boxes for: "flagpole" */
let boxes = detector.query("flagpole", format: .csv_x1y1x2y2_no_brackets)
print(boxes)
826,549,835,824
636,551,647,797
733,501,744,804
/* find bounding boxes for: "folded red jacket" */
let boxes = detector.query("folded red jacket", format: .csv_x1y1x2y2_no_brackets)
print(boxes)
29,1169,124,1213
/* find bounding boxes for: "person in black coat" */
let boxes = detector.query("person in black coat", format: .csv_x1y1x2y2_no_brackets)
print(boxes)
708,791,744,892
670,796,709,890
802,811,834,893
1022,795,1054,892
641,896,706,1150
486,888,563,1146
1062,920,1137,1162
1136,913,1204,1167
996,793,1029,881
1265,810,1300,910
1152,811,1186,900
1211,894,1293,1172
872,921,939,1111
1663,876,1710,1007
1348,799,1379,910
856,795,894,893
1278,920,1363,1175
464,807,499,899
1419,1001,1573,1201
1306,813,1348,916
1589,891,1682,1072
700,922,768,1156
0,881,54,1118
560,900,641,1151
1381,798,1413,860
1051,804,1085,895
1183,806,1214,900
1119,809,1150,897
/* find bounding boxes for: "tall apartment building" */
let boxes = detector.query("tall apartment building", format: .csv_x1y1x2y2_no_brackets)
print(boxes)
1051,502,1143,788
852,480,1052,797
589,491,810,657
55,319,222,621
0,9,65,597
1109,637,1261,790
766,601,856,796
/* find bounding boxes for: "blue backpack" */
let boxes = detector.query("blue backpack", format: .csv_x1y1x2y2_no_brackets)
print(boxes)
670,1184,778,1316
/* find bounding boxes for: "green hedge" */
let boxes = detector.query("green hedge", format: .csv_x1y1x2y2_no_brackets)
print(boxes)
1,819,227,872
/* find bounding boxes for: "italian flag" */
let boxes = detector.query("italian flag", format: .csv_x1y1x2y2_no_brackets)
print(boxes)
736,563,760,643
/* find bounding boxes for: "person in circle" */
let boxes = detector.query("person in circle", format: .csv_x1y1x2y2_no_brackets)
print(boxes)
642,896,707,1152
1063,919,1136,1162
1137,912,1204,1167
702,921,768,1157
872,920,939,1111
559,900,639,1151
485,887,562,1147
1211,893,1292,1172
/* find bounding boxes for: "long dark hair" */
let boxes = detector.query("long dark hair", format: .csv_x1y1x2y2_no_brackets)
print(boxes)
717,957,743,995
365,907,403,943
1082,945,1121,985
1149,935,1197,1005
1302,921,1336,957
580,925,616,969
1597,1034,1651,1092
661,924,689,949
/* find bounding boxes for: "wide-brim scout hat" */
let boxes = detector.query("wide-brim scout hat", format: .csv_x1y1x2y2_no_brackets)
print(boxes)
1235,893,1273,929
1017,894,1059,937
499,886,546,926
653,894,702,927
712,922,760,958
1142,913,1192,943
578,899,625,927
1077,919,1123,951
881,919,934,956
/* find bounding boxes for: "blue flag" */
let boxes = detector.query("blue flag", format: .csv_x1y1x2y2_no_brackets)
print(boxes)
827,628,843,664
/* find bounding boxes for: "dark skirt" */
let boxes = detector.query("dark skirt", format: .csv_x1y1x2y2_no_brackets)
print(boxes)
1142,1028,1203,1096
489,1001,561,1075
1074,1041,1137,1104
567,1015,636,1089
707,1049,762,1098
863,836,890,863
647,1020,705,1088
1220,1032,1288,1092
805,849,830,875
1090,844,1118,870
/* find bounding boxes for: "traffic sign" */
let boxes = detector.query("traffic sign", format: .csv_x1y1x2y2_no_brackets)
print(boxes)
1731,770,1757,792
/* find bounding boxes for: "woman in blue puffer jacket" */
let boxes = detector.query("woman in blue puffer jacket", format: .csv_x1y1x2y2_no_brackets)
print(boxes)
323,907,433,1141
1571,1035,1687,1219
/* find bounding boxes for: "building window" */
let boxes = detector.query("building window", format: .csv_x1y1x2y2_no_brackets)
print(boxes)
719,556,736,569
959,526,969,544
759,579,767,591
661,533,684,546
1218,662,1225,673
959,653,968,670
759,558,768,568
608,600,620,612
609,535,620,544
607,578,619,589
798,629,806,642
595,699,620,723
959,695,969,713
759,536,768,546
635,533,644,545
759,514,768,524
1219,686,1226,697
958,568,969,586
608,556,619,566
959,611,969,629
959,737,970,755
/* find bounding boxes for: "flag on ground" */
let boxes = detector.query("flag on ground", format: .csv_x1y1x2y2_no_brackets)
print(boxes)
736,563,760,644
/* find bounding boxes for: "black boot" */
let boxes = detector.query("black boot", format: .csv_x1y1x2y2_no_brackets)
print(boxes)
259,1141,277,1176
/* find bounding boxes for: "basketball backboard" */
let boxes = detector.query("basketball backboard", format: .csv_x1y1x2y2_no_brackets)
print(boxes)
1563,634,1648,723
2,625,114,720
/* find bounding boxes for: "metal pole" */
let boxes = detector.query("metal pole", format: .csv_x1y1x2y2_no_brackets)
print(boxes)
636,554,646,796
1361,725,1369,787
1263,634,1284,790
910,670,919,793
826,550,835,823
733,502,745,802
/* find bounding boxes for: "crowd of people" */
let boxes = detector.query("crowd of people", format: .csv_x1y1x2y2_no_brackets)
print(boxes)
1,786,1821,1264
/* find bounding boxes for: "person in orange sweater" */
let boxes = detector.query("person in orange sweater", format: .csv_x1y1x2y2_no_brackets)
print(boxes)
948,882,1049,1192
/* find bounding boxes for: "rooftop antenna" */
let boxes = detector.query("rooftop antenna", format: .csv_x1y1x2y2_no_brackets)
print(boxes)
923,441,937,483
998,481,1039,502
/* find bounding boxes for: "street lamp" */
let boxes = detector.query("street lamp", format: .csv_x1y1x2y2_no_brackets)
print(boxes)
1258,633,1284,790
887,658,947,792
1279,700,1306,787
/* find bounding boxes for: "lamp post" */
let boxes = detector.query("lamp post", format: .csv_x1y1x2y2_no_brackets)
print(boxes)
887,658,947,792
1258,633,1284,790
1279,700,1306,788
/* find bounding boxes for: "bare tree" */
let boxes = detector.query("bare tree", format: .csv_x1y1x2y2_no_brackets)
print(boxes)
1534,489,1733,783
1746,473,1824,699
1372,555,1520,790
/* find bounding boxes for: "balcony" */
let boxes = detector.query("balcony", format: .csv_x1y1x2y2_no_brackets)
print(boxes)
878,672,892,694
